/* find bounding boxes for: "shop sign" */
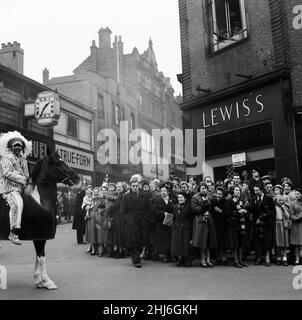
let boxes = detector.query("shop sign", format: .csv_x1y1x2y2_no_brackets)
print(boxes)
28,140,48,162
201,94,264,129
55,144,94,172
232,152,246,167
143,163,169,180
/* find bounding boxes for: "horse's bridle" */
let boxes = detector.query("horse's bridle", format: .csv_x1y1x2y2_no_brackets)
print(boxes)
32,160,75,186
56,166,74,186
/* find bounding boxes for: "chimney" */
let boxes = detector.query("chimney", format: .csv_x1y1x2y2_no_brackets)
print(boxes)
90,40,97,71
0,41,24,74
43,68,49,84
98,27,112,48
118,36,124,55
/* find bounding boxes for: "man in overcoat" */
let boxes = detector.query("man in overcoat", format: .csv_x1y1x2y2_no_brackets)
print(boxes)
72,183,87,244
120,176,150,268
250,183,275,266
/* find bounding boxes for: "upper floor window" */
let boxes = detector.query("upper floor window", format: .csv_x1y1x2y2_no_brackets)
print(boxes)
112,102,124,125
98,94,105,119
211,0,247,52
130,112,135,131
67,115,78,138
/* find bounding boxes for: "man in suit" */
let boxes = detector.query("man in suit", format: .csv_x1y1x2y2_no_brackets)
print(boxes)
251,184,275,266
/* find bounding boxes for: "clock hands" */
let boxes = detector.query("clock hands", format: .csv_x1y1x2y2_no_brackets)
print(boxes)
40,98,53,117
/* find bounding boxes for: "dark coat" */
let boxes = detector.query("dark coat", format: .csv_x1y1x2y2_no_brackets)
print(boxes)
108,191,126,248
72,190,86,233
225,196,250,249
120,190,150,250
211,197,228,250
250,194,275,251
152,196,176,255
171,202,193,257
191,193,217,249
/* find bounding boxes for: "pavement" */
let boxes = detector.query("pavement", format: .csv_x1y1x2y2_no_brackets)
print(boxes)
0,223,301,300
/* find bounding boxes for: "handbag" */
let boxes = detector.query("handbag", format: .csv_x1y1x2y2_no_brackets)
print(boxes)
163,212,174,227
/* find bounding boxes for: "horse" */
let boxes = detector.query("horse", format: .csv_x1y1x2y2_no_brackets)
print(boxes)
0,146,80,289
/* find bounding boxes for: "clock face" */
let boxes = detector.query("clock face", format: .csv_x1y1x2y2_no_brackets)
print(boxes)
36,96,54,118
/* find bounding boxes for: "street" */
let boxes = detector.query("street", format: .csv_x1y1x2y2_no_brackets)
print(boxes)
0,223,301,300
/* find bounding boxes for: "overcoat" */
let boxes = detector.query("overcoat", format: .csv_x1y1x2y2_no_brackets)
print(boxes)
225,196,249,249
120,190,150,250
152,196,176,255
171,202,193,257
211,197,228,250
72,189,86,233
250,194,275,252
289,200,302,245
191,193,217,249
107,191,125,248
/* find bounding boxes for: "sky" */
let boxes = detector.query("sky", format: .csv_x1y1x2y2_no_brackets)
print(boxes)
0,0,183,95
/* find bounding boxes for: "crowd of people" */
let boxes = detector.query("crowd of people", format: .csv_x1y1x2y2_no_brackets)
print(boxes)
56,190,76,223
71,168,302,269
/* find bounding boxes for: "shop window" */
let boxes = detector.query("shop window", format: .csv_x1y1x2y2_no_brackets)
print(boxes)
211,0,248,52
112,102,119,125
67,115,78,138
112,102,124,125
205,122,273,158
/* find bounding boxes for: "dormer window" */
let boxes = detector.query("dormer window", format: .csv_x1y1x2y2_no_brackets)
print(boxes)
211,0,248,52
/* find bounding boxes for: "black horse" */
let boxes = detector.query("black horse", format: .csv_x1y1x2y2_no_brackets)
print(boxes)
0,147,80,289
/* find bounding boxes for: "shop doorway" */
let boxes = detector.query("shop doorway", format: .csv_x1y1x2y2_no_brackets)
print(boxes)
214,158,276,184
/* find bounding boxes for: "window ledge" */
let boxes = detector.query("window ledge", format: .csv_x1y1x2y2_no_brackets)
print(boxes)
209,34,249,58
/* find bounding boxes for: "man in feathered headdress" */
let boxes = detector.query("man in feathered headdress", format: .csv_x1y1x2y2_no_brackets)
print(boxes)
0,131,32,245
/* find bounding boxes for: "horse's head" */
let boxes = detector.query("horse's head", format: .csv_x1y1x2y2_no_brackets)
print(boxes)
32,147,80,186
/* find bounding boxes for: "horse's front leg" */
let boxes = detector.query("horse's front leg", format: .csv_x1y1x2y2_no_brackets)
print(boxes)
33,254,43,288
33,240,57,290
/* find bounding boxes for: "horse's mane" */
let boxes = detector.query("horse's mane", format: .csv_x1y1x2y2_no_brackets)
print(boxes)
31,158,44,184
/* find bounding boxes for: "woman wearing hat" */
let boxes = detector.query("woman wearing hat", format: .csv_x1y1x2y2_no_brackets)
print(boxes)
191,182,217,268
110,182,127,258
86,187,103,255
225,185,250,268
152,183,176,262
289,189,302,265
171,192,193,267
0,131,32,245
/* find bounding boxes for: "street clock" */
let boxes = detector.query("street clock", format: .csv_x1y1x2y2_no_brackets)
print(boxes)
34,91,61,126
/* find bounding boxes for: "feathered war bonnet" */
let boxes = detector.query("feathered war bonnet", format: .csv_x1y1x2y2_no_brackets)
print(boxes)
0,131,32,158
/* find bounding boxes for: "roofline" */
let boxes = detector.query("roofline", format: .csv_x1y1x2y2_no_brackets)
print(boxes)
0,64,95,114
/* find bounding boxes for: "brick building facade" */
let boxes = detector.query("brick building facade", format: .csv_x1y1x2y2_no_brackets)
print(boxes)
45,27,185,182
178,0,302,186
